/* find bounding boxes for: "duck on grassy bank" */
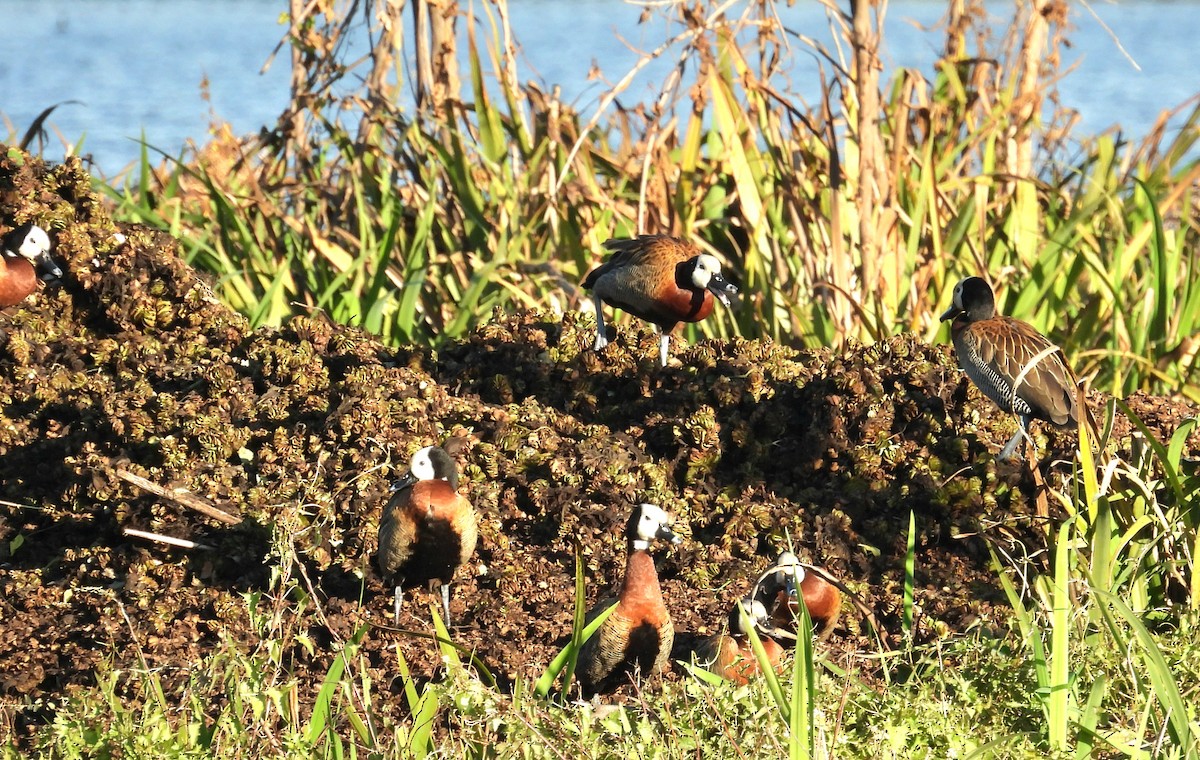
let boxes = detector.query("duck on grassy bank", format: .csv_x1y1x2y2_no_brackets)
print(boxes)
755,551,842,641
694,596,786,683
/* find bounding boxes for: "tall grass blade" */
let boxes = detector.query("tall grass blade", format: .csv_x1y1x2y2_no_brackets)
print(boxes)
789,603,816,760
1046,518,1073,752
395,643,437,759
1075,674,1107,760
1095,589,1198,752
534,552,615,699
903,510,916,637
305,625,366,746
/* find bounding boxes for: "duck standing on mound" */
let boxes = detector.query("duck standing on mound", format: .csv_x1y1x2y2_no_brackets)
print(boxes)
377,445,477,626
578,503,682,695
582,235,738,366
940,276,1080,461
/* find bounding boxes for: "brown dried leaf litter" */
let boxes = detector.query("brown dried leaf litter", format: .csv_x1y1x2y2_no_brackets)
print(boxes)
1,149,1196,735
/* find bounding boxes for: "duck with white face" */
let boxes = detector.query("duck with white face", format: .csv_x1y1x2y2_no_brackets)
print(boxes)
1,223,63,308
694,596,787,683
582,235,738,366
3,223,61,280
754,551,842,640
577,502,684,695
377,445,477,626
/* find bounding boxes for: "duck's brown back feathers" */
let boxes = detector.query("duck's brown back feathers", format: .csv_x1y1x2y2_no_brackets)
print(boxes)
952,315,1078,427
582,235,715,331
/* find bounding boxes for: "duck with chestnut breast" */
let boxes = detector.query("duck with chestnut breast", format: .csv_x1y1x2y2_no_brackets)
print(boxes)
694,596,785,684
577,502,682,695
1,223,62,307
377,445,478,626
582,235,738,367
754,551,842,641
940,276,1081,461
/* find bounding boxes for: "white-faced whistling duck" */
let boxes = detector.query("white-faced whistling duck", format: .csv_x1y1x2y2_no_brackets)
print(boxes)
1,223,61,307
755,551,841,641
577,502,682,695
940,276,1081,461
694,596,785,684
582,235,738,367
377,445,478,626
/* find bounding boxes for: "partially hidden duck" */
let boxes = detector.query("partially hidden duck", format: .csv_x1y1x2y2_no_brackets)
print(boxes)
1,223,62,307
694,596,785,684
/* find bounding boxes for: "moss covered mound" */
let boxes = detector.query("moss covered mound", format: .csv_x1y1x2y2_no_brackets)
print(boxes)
2,148,1197,736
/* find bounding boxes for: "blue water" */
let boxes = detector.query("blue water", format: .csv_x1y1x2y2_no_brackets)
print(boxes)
2,0,1197,177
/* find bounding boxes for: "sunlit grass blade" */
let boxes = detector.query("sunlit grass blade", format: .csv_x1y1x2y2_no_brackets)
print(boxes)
1046,518,1073,752
1116,399,1191,505
741,609,789,724
903,510,916,637
534,551,615,700
426,605,496,689
305,624,367,746
1075,674,1107,760
789,604,816,760
395,643,437,759
1095,589,1198,752
988,544,1051,705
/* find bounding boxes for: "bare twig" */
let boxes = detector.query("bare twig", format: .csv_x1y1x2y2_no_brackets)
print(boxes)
0,499,45,511
801,562,887,648
551,0,742,197
115,469,242,525
122,528,213,551
1076,0,1140,72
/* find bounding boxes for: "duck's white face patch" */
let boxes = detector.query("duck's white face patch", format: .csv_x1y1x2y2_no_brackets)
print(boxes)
409,446,437,480
952,280,966,310
13,225,51,261
635,502,673,541
690,254,722,289
744,598,768,622
732,597,770,634
775,551,805,584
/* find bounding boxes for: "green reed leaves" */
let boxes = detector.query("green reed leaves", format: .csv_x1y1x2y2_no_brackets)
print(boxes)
95,0,1200,402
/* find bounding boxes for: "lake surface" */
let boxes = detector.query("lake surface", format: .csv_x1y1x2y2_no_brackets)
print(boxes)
2,0,1197,177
